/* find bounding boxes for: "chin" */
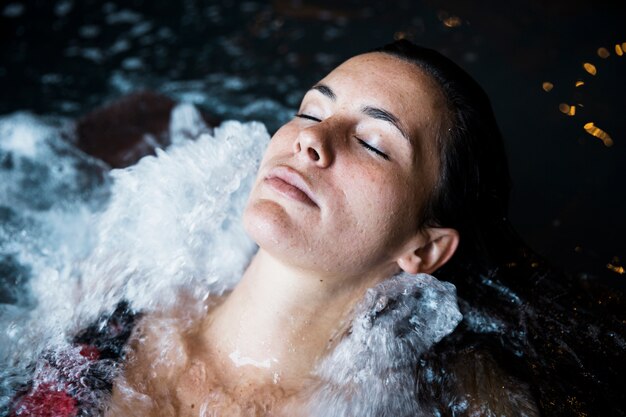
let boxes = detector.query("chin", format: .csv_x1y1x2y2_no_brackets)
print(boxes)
243,197,332,272
243,198,300,251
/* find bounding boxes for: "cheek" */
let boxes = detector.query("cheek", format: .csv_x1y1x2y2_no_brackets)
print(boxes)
257,125,297,166
339,166,417,237
269,124,297,148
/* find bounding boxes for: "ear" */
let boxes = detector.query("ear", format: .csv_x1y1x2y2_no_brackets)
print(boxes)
396,227,460,275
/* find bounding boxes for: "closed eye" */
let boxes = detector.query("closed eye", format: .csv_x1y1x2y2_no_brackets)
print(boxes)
296,113,389,160
357,138,390,160
295,113,321,122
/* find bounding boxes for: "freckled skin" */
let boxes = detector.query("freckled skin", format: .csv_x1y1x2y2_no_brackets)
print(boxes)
107,53,453,416
106,308,298,417
244,52,447,285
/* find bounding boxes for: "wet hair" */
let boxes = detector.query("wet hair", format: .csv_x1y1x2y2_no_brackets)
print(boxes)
372,41,626,417
372,40,513,267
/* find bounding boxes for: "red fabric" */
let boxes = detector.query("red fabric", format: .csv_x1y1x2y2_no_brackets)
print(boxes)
78,344,100,361
10,383,77,417
10,302,137,416
11,345,102,416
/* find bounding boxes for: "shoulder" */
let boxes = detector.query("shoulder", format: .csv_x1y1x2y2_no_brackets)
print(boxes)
106,312,193,414
124,311,193,383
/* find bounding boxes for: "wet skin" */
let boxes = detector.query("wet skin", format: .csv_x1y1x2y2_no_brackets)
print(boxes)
107,52,460,417
244,52,455,284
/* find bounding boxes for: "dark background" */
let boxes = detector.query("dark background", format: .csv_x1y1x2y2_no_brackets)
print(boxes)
1,0,624,283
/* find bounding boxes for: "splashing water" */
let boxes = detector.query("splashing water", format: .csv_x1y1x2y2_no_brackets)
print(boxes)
1,100,624,416
0,106,267,412
0,102,469,416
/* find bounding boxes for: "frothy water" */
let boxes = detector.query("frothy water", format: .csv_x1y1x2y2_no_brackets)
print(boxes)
304,274,462,417
0,111,112,411
1,1,624,414
0,102,467,416
1,101,623,415
0,108,267,412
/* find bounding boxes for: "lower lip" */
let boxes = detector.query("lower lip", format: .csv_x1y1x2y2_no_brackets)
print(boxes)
265,177,317,207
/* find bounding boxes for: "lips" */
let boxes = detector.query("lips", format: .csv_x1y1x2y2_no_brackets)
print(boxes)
265,166,318,207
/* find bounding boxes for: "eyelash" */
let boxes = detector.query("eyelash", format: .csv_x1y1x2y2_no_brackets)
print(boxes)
294,113,390,160
356,138,389,160
295,113,321,122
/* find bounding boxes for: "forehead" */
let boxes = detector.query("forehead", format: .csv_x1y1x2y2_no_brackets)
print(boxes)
318,52,447,142
320,52,447,152
315,53,446,188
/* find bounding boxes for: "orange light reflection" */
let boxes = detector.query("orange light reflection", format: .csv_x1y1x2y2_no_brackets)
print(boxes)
583,122,613,147
443,16,462,27
583,63,597,75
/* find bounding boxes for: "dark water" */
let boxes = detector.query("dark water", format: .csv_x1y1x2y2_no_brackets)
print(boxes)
1,0,625,280
1,0,625,415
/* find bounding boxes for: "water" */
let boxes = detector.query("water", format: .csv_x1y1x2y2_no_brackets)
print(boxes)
0,112,267,413
1,1,625,415
303,274,463,417
0,111,465,416
2,0,624,274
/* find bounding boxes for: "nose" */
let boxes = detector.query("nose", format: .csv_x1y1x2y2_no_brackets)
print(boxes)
293,123,334,168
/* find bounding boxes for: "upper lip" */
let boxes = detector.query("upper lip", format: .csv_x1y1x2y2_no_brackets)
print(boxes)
265,165,319,207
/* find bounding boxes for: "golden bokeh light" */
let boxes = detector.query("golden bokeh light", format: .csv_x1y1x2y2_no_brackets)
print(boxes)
443,16,462,27
550,42,621,147
607,263,625,274
583,62,597,75
559,103,576,116
583,122,613,147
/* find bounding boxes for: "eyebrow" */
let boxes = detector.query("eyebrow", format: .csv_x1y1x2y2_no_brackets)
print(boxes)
361,106,410,143
311,84,336,101
309,83,410,143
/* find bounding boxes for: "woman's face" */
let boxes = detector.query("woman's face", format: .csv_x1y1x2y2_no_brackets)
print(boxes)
243,52,448,281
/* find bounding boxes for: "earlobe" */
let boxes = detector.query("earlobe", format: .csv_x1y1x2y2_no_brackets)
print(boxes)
397,253,422,275
396,228,460,275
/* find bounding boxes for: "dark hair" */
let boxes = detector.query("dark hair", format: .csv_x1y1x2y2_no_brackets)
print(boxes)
372,41,626,417
372,40,513,267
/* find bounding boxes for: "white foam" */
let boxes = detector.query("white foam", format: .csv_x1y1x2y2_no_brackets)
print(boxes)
0,107,268,410
74,118,267,320
305,273,462,417
0,113,48,158
0,106,465,416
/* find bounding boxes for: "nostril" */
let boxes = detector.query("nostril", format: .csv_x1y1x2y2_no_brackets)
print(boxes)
308,147,320,161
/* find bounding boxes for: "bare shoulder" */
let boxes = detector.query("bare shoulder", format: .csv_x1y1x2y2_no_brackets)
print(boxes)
131,312,192,379
105,311,193,416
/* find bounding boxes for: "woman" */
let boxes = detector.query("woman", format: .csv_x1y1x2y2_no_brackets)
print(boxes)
6,40,536,416
99,40,539,416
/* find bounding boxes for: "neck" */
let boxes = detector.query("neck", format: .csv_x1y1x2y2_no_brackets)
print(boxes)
203,249,391,387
